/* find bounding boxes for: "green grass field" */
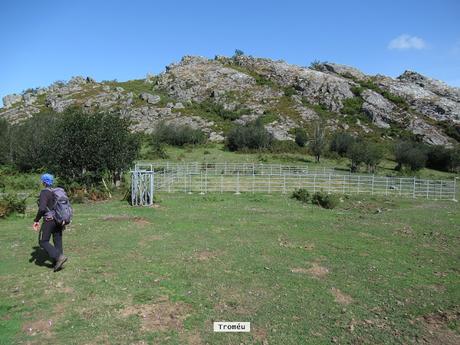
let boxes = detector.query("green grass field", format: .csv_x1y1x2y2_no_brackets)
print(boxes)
1,191,459,344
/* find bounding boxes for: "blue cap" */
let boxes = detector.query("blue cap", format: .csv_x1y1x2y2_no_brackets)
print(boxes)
40,173,54,186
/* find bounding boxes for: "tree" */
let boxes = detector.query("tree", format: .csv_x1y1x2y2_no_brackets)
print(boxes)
152,121,206,147
394,141,427,171
346,142,364,172
309,122,326,162
0,118,11,165
226,119,273,151
48,108,141,186
294,128,308,147
330,132,355,156
362,142,383,173
10,113,61,171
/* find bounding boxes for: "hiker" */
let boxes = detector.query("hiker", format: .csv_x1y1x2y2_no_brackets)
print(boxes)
32,173,69,271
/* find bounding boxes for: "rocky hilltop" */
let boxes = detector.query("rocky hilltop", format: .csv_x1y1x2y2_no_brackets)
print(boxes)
1,55,459,146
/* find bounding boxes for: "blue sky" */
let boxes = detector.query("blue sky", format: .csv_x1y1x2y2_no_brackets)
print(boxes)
1,0,459,99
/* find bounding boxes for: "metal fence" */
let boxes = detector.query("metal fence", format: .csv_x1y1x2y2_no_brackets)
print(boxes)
132,162,457,202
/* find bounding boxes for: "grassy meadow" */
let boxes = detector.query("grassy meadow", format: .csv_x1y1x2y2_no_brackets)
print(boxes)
0,145,459,344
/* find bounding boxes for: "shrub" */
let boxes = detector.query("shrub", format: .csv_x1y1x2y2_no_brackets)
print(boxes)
0,118,11,165
152,121,207,147
426,145,451,171
311,191,339,209
330,132,355,157
341,97,363,115
0,193,27,218
226,119,274,151
270,140,300,153
291,188,311,203
10,112,61,171
294,128,308,147
346,142,365,172
394,141,427,171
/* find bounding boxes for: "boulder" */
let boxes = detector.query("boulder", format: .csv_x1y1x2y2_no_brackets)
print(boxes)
2,94,22,108
140,93,161,104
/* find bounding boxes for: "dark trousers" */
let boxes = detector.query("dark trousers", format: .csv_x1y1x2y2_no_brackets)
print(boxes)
39,220,63,261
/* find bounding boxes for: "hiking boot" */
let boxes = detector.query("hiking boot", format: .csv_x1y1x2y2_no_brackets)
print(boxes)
54,255,68,272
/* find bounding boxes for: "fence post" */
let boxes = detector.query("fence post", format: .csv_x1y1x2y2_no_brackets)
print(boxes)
413,177,416,199
200,172,204,195
283,174,286,194
371,175,375,195
328,173,331,194
357,176,360,194
426,180,429,199
268,174,271,193
313,174,317,193
385,177,389,196
439,180,442,200
453,177,458,202
188,174,192,194
235,171,240,195
252,171,255,194
399,178,402,196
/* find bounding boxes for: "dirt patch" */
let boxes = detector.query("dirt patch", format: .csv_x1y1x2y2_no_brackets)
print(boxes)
194,250,217,261
291,262,329,279
416,310,460,345
101,215,150,224
180,331,203,345
253,327,269,344
278,236,315,251
22,319,53,337
120,296,192,332
393,225,414,237
330,287,353,305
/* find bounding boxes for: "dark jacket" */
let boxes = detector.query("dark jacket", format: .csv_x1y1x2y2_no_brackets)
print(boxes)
34,189,55,222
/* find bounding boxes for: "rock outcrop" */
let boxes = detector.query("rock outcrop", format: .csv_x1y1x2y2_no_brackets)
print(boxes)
1,55,458,146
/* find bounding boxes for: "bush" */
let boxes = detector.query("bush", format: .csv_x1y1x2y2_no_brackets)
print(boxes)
394,141,427,171
152,121,206,147
291,188,311,203
330,132,355,157
311,191,339,209
341,97,363,115
0,118,11,165
10,112,61,171
270,140,301,153
294,128,308,147
346,142,364,172
226,119,274,151
425,145,460,172
0,193,27,218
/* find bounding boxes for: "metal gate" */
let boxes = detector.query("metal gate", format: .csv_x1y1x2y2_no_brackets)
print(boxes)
131,169,155,206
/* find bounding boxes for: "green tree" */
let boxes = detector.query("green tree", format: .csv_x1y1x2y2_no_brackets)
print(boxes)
10,113,61,171
226,119,273,151
394,141,427,171
0,118,11,165
294,128,308,147
346,142,365,172
309,122,326,162
49,108,140,186
362,142,384,173
330,132,355,157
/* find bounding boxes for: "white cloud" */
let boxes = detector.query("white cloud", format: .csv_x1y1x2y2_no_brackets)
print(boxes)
388,34,427,50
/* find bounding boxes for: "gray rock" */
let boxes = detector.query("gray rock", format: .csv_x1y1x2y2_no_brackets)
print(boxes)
23,93,37,106
140,93,161,104
361,90,395,128
115,86,124,92
317,62,367,81
2,94,22,108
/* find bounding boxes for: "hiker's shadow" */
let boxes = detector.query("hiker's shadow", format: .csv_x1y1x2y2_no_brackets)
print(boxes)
29,246,54,268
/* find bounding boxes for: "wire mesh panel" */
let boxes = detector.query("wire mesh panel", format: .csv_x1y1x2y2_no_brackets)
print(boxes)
132,162,457,201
